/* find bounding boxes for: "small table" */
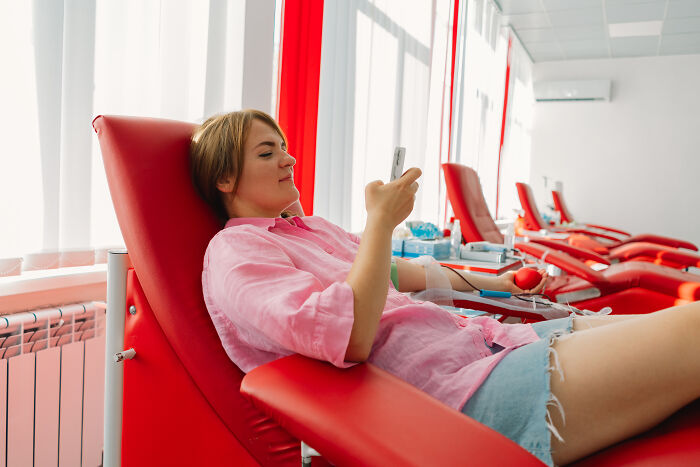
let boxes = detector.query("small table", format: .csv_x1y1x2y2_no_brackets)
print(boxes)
439,256,523,275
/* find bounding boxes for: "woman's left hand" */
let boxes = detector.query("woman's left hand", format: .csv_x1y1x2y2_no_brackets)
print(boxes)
499,268,548,294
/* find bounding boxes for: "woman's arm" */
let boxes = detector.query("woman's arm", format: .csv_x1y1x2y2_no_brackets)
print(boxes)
344,168,421,362
394,256,547,294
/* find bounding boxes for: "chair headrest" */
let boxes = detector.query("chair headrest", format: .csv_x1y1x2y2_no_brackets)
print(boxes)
94,115,246,433
442,163,503,244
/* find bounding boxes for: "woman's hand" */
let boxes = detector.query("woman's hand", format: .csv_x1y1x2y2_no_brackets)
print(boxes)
498,268,549,294
364,167,421,231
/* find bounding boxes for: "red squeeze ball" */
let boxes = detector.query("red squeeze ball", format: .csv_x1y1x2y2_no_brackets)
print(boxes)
515,268,542,290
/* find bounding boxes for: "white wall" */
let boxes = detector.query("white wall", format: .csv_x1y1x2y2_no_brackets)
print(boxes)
529,54,700,247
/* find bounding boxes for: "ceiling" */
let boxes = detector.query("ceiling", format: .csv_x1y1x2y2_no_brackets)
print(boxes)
495,0,700,62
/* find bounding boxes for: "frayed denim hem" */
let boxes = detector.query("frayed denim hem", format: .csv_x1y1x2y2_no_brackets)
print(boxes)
462,316,574,467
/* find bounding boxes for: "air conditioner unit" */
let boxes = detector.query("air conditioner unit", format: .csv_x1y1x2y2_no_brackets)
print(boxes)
533,80,611,102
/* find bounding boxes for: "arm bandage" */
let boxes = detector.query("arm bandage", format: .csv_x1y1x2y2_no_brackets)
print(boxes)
407,255,454,306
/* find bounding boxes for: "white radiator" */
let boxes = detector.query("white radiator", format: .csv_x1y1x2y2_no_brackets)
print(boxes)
0,302,106,467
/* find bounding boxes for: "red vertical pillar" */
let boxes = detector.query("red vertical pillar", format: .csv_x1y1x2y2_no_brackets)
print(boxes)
276,0,325,215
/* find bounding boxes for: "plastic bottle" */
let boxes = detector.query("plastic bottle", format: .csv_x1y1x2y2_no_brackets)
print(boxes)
450,219,462,259
504,223,515,250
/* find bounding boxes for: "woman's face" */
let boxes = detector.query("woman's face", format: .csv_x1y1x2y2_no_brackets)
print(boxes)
218,118,299,218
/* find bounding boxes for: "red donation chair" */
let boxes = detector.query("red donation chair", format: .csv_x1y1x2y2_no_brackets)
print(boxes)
96,116,700,466
442,163,700,314
551,188,700,267
515,182,700,269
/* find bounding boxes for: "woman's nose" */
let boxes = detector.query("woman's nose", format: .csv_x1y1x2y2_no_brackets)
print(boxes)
281,152,296,167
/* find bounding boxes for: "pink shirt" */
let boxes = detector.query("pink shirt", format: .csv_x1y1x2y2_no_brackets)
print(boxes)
202,216,539,410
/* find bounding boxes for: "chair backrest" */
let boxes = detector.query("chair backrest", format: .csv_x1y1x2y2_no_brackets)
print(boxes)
515,182,548,231
442,163,504,244
551,190,574,223
93,115,298,464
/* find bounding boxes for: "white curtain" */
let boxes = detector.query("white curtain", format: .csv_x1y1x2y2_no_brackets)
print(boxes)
315,0,454,232
450,0,508,218
0,0,252,269
450,0,535,222
496,34,534,221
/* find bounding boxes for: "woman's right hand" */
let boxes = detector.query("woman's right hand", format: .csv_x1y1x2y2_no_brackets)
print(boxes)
364,167,422,230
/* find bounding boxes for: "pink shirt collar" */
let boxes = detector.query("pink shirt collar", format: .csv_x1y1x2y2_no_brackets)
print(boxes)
224,216,312,231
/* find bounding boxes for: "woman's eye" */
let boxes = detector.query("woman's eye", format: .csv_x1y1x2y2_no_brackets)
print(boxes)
260,152,272,158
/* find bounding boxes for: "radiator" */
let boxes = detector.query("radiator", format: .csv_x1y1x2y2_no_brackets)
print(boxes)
0,302,106,467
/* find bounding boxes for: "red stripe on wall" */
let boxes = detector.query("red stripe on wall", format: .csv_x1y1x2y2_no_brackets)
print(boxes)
277,0,324,215
447,0,460,162
495,34,512,219
444,0,460,227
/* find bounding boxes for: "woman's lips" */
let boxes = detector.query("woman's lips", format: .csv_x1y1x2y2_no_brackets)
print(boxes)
279,175,293,182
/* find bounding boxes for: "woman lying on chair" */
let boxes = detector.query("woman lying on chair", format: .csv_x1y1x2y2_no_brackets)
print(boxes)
190,110,700,466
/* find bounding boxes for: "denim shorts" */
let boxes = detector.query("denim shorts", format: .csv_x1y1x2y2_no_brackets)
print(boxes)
461,316,574,466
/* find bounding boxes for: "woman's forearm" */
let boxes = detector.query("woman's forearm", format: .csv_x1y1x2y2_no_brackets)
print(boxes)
344,217,393,362
395,258,507,293
444,268,501,291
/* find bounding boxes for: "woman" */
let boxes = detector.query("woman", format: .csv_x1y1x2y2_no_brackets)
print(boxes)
190,110,700,466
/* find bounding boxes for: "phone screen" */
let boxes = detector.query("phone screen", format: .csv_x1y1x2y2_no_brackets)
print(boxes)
390,147,406,182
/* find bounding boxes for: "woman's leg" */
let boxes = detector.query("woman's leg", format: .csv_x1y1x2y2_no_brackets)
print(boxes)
572,313,643,331
548,301,700,465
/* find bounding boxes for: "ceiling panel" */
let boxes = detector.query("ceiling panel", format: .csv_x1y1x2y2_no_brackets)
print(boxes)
659,31,700,55
517,28,557,43
497,0,544,15
496,0,700,61
666,0,700,19
554,25,608,41
610,36,660,56
663,17,700,34
606,0,663,4
501,12,551,30
529,49,567,61
606,1,666,23
542,0,603,11
548,8,604,27
560,39,609,54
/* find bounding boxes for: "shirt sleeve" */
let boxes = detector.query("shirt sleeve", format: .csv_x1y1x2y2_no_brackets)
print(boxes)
206,228,356,368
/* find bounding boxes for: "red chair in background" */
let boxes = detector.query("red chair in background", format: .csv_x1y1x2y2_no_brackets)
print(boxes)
552,188,700,267
516,182,700,269
442,163,700,314
551,189,627,234
95,116,699,466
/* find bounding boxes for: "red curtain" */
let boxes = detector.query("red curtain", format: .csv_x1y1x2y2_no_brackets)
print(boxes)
277,0,324,215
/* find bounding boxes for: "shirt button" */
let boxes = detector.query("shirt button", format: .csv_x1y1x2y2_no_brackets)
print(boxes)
325,247,333,254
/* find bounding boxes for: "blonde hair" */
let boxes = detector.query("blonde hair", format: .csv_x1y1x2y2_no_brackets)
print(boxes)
190,109,288,221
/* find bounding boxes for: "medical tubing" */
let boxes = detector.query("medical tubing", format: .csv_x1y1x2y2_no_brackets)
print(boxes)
441,264,511,297
441,264,482,292
512,294,556,307
441,264,553,302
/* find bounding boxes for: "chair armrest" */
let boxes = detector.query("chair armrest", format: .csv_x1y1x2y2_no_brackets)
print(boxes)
240,355,543,467
624,234,698,252
554,228,622,243
584,224,630,238
529,238,611,266
515,242,607,288
609,243,700,268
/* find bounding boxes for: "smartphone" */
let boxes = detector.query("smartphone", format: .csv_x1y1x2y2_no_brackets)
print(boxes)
390,146,406,182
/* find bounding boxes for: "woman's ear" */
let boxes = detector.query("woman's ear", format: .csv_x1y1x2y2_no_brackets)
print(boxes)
216,175,235,193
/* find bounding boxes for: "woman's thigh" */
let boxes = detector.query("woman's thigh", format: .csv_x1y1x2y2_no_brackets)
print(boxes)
549,302,700,465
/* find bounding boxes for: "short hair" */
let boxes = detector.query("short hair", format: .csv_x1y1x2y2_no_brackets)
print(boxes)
190,109,288,221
